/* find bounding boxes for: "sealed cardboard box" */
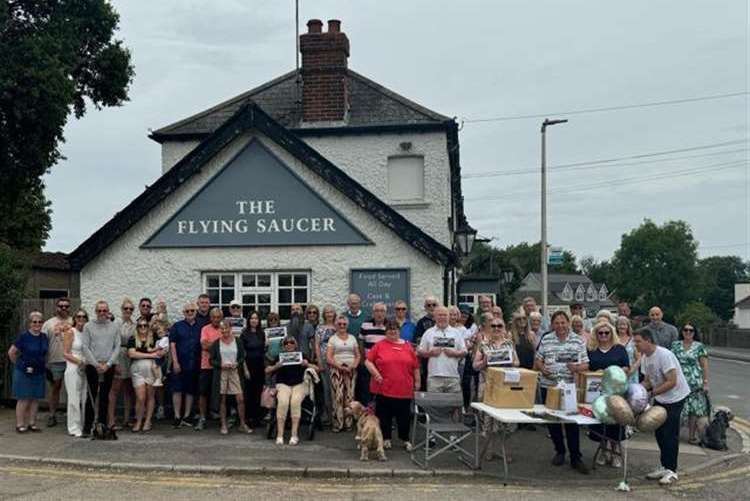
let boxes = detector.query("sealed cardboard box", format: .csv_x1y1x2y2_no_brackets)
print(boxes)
578,371,604,404
545,386,561,409
483,367,538,409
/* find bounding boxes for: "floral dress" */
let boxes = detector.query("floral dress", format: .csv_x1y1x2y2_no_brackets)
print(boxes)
671,341,709,418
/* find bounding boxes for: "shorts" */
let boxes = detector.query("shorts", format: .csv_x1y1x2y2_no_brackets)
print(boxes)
47,362,67,382
199,369,213,397
171,369,198,396
220,368,242,395
131,359,155,388
427,375,461,394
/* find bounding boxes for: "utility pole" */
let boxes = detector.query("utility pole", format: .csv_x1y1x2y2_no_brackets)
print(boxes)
540,118,568,318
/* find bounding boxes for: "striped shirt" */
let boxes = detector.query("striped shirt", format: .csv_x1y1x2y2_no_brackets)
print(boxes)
360,321,386,354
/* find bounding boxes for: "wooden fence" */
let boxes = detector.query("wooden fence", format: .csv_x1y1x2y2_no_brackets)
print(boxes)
704,326,750,350
1,298,81,401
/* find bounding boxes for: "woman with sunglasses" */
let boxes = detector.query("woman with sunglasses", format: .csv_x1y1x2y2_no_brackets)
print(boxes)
365,318,419,451
326,315,360,433
587,320,629,467
8,311,49,433
107,298,136,430
473,315,519,461
63,310,89,436
128,319,164,432
671,323,709,445
267,336,312,445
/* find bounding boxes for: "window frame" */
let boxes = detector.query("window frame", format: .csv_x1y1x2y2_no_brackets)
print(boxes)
202,271,311,321
386,154,426,203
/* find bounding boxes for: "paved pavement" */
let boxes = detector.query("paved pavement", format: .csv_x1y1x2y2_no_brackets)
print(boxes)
708,346,750,363
708,357,750,421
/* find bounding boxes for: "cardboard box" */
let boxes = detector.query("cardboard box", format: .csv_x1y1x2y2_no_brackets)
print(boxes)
483,367,539,409
578,371,604,404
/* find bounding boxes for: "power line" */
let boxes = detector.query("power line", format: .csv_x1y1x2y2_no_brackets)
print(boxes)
463,139,749,179
465,147,748,179
465,159,748,202
463,91,749,123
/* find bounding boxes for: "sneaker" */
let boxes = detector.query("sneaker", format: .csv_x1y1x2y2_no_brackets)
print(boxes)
173,417,182,429
155,406,165,420
571,460,590,475
659,470,678,485
179,419,193,428
289,436,299,446
194,417,206,431
646,466,668,480
383,440,392,450
611,455,623,468
47,415,57,427
276,437,284,445
404,441,413,452
596,453,608,467
551,453,565,466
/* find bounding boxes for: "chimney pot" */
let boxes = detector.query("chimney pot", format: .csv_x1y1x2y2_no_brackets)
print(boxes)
327,19,341,33
307,19,323,33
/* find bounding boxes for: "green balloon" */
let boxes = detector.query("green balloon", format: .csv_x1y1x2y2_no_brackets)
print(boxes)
601,366,629,396
592,395,616,424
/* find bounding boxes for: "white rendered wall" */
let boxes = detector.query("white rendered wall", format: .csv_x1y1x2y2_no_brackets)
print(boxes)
82,132,443,320
160,131,452,246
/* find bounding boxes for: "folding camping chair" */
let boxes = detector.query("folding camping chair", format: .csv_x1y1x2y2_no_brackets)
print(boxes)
410,391,479,469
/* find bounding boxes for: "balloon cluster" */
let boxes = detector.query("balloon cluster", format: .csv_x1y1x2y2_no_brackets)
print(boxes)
590,366,666,431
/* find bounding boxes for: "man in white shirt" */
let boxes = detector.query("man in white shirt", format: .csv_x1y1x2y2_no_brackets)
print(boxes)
418,306,467,393
635,330,690,486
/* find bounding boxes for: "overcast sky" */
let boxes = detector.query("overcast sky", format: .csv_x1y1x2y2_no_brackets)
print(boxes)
44,0,749,263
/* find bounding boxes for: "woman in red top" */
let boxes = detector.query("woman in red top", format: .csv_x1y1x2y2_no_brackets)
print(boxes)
365,319,420,451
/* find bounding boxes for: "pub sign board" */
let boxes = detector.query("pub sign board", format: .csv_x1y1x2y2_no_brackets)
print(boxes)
143,140,371,248
349,268,410,317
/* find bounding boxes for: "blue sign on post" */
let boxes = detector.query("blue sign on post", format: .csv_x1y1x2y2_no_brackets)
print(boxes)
548,246,564,265
143,140,371,248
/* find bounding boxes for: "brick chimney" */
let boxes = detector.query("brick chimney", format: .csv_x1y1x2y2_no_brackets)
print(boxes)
299,19,350,123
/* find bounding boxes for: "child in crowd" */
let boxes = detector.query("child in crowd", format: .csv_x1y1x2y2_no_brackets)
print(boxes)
151,319,170,418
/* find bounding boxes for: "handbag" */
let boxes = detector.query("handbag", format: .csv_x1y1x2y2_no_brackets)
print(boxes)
261,386,277,409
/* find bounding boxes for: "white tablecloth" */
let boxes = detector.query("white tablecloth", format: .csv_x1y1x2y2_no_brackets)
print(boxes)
470,403,600,426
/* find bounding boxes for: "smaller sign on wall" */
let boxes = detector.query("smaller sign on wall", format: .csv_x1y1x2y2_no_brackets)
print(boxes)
349,268,410,318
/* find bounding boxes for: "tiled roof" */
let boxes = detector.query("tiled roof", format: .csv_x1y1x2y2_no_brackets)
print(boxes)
70,103,456,269
32,252,70,271
150,69,449,141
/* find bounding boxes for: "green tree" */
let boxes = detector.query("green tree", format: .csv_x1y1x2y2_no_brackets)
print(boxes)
696,256,749,321
675,301,720,336
609,219,698,319
0,244,30,396
0,0,134,250
579,256,614,285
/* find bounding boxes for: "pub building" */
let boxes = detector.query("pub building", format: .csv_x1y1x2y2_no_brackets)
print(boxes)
70,19,473,321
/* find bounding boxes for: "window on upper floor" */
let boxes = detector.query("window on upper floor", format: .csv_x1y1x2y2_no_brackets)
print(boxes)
387,155,424,202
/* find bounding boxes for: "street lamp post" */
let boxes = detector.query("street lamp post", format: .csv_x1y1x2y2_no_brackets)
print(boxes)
540,118,568,318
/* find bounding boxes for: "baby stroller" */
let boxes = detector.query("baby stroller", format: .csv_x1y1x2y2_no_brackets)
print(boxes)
266,368,320,441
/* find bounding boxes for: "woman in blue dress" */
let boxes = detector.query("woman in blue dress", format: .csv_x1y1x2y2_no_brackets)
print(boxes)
7,311,49,433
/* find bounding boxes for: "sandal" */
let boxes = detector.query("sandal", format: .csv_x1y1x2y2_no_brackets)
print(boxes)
142,423,152,432
131,423,142,433
16,426,28,433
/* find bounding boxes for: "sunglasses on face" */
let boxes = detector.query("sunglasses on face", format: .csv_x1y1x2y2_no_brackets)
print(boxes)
683,328,694,332
137,324,149,329
122,306,134,311
283,341,296,346
230,305,241,309
184,309,196,313
597,331,611,336
58,304,70,309
426,303,437,307
96,309,108,313
395,307,407,311
140,304,152,309
31,320,44,324
75,315,87,319
491,324,505,329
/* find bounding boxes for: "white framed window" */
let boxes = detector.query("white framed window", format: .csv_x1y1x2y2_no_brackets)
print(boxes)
203,271,310,322
575,285,585,302
387,155,424,201
458,293,497,313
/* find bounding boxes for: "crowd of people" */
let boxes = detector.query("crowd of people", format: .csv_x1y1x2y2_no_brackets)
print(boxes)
7,293,709,485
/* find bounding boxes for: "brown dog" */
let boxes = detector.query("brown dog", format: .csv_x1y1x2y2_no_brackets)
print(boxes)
346,401,386,461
